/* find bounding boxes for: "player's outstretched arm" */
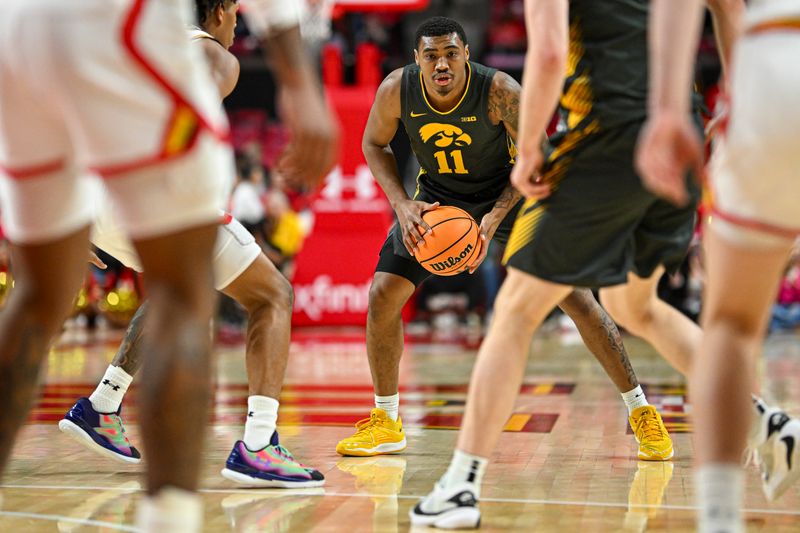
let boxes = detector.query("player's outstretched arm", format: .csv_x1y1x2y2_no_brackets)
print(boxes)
510,0,568,200
363,69,437,254
240,0,339,189
635,0,706,206
264,26,339,189
707,0,746,77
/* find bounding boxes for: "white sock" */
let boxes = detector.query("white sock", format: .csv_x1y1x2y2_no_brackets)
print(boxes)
695,464,744,533
89,365,133,413
375,393,400,421
621,385,649,414
135,487,202,533
441,449,488,496
243,395,279,450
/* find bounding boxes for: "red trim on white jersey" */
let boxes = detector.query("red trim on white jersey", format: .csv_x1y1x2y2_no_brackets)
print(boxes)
710,205,800,240
0,158,66,180
92,0,230,178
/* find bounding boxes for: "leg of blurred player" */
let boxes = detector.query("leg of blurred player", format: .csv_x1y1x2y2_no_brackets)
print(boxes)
600,269,701,376
692,230,790,532
0,227,92,472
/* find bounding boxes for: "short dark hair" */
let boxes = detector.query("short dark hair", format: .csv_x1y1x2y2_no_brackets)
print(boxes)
195,0,237,27
414,17,468,49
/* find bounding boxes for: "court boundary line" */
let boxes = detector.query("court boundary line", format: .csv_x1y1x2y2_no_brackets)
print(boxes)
2,483,799,517
0,510,137,531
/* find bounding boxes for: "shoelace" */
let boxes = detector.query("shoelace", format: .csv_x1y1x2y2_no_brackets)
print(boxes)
352,412,382,437
274,444,311,469
635,412,665,442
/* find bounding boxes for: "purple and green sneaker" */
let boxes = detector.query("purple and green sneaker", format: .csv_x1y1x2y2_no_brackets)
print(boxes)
58,397,141,464
221,432,325,488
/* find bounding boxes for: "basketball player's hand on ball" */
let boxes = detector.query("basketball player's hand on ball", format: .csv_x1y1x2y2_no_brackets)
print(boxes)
510,149,551,200
395,199,439,254
635,110,704,207
467,215,500,274
276,86,340,189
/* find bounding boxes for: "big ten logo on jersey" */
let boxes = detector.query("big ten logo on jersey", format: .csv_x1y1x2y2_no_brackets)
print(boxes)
315,164,387,213
419,123,472,175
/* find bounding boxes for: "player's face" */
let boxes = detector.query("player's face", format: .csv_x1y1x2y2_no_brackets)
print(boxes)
414,33,470,97
216,0,239,49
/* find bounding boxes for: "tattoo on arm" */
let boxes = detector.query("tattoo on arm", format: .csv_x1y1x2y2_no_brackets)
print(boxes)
489,74,521,135
111,301,149,375
494,184,522,211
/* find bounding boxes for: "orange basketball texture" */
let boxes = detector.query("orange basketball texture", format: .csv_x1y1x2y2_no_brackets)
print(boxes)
412,206,481,276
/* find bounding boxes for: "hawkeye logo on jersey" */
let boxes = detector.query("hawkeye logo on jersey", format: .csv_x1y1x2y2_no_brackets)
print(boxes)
461,116,477,122
419,123,472,147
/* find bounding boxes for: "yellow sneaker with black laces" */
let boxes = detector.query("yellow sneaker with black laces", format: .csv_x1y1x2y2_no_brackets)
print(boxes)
336,408,407,457
629,405,674,461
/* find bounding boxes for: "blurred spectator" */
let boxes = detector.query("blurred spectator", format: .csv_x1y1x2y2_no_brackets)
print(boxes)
231,161,268,228
770,242,800,332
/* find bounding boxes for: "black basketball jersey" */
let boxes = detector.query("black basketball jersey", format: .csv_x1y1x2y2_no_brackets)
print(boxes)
400,61,515,201
560,0,650,132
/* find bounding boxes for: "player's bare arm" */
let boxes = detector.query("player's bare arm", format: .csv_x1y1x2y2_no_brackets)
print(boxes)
706,0,745,76
467,71,525,273
635,0,706,206
264,26,338,189
199,39,241,99
363,69,439,254
510,0,569,200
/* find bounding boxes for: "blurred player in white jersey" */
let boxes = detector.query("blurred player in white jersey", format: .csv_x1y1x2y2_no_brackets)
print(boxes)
58,0,325,489
0,0,336,531
637,1,800,531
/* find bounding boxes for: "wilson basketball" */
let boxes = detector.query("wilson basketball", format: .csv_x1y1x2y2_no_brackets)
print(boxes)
413,206,481,276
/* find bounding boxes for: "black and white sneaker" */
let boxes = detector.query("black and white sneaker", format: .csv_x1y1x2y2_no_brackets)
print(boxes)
762,416,800,500
409,482,480,529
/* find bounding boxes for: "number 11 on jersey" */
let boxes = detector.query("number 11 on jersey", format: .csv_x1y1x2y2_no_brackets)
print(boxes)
433,150,468,174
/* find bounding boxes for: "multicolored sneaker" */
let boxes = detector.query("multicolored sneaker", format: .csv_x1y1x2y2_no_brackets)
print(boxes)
629,405,674,461
58,397,141,464
335,408,407,457
221,432,325,488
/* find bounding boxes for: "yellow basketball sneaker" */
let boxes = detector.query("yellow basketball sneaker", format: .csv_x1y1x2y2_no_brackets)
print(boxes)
336,408,407,457
629,405,674,461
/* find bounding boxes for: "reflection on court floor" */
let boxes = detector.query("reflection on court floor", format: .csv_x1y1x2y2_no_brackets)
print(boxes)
2,327,799,531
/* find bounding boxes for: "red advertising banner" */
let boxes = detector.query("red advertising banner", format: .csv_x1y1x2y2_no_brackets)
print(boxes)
291,86,393,326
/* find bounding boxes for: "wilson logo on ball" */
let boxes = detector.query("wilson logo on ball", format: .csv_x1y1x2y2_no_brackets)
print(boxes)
429,243,474,272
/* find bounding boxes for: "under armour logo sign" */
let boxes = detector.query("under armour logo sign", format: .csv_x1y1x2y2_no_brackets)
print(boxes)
102,379,121,391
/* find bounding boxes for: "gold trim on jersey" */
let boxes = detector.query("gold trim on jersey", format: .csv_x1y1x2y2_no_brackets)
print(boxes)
502,199,546,264
164,103,200,156
543,119,599,190
420,62,473,116
413,168,425,199
506,133,517,165
561,21,594,131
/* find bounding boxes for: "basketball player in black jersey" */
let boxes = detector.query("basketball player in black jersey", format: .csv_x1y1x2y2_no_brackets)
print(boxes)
336,16,672,464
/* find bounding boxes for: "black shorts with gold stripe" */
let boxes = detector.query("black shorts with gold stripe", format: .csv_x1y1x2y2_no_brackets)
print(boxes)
376,185,523,287
503,120,699,288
